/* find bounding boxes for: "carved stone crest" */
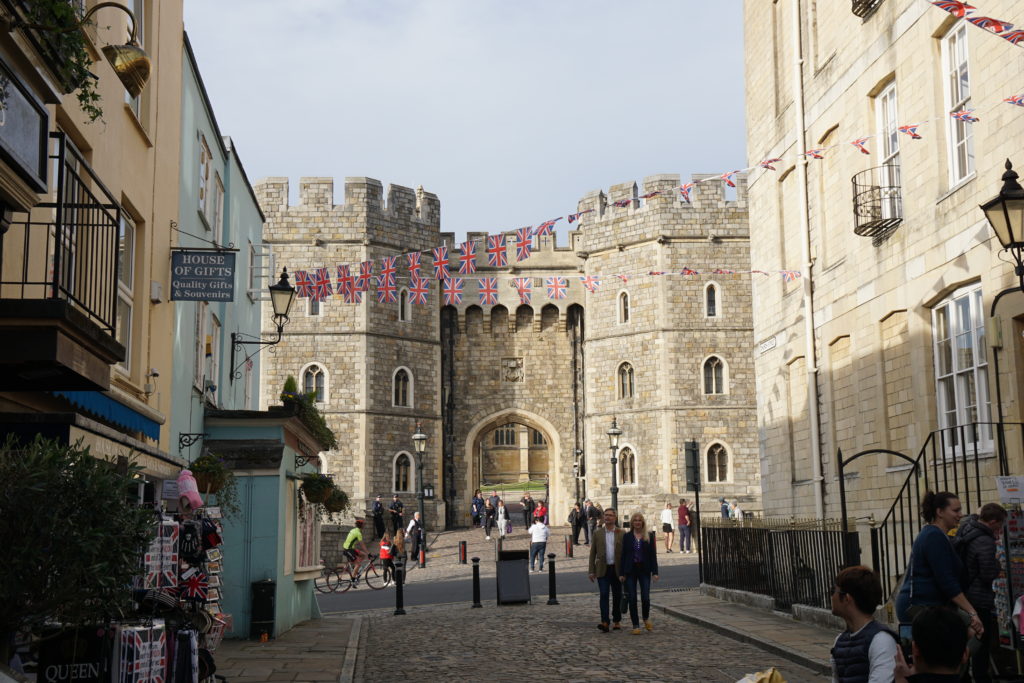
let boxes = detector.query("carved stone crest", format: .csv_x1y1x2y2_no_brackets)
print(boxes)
502,357,524,382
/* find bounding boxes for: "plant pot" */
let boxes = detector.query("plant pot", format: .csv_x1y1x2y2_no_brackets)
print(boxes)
193,472,224,494
323,491,348,513
301,483,332,504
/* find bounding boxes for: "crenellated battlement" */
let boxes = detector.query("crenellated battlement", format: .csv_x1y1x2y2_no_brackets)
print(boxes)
253,176,441,227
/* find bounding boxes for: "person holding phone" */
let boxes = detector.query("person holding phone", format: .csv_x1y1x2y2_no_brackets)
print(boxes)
829,566,897,683
894,606,970,682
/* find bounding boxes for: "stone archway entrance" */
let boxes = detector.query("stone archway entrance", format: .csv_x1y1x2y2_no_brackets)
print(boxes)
463,409,561,504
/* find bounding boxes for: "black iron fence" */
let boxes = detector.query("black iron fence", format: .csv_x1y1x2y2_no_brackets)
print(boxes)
0,132,121,335
700,518,858,611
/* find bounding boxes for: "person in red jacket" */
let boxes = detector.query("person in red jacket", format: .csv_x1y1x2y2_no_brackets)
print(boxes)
534,500,548,525
378,533,395,585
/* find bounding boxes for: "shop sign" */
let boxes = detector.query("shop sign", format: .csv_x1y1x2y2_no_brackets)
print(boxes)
171,250,236,301
37,628,111,682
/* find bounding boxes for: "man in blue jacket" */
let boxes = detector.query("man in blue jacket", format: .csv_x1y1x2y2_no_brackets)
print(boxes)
955,502,1006,683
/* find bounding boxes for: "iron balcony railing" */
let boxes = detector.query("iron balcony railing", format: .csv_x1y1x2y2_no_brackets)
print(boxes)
852,164,903,238
0,132,121,335
2,0,88,93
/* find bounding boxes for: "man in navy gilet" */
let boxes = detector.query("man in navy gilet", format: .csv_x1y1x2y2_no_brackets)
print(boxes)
830,565,897,683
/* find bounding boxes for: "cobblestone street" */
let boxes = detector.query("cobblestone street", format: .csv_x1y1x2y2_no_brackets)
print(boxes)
352,595,829,682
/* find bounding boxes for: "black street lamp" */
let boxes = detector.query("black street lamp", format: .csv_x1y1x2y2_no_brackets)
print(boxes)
981,159,1024,292
412,422,428,528
607,417,622,521
230,269,297,382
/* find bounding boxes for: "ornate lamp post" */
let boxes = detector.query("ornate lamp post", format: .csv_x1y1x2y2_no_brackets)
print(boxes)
230,269,297,382
412,422,428,527
607,417,622,522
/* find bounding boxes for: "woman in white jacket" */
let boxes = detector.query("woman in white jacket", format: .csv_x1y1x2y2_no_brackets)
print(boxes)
659,503,675,553
496,499,512,538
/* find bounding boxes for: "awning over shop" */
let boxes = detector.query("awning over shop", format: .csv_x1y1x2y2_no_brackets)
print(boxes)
52,390,161,441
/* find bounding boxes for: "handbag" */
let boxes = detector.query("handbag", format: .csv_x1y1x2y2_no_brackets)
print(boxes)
506,521,512,533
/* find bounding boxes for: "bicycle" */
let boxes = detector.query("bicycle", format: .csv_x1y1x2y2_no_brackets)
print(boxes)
314,553,385,593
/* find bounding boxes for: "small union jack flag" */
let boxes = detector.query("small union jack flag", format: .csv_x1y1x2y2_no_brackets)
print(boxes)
781,270,802,282
336,265,353,302
579,275,601,293
648,271,665,276
1004,94,1024,106
898,124,923,140
713,269,735,275
680,268,699,276
679,184,695,204
951,109,980,122
376,275,397,303
442,277,464,305
803,149,825,160
312,267,333,302
487,234,508,267
511,277,532,305
616,274,629,284
966,16,1013,33
409,275,429,304
567,210,593,224
639,191,661,200
611,198,632,208
930,1,975,18
535,218,562,236
459,240,477,275
381,255,397,279
432,245,450,280
180,567,208,601
294,270,314,298
545,276,568,300
356,261,374,292
720,171,738,187
515,227,533,261
1001,30,1024,45
759,158,782,171
851,137,871,155
478,277,498,305
407,251,422,277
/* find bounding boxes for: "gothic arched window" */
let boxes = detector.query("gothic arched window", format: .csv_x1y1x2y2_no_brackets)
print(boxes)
619,291,630,323
619,447,636,484
705,284,718,317
707,443,729,483
393,368,411,407
618,362,635,399
303,364,326,403
393,452,412,492
703,356,725,394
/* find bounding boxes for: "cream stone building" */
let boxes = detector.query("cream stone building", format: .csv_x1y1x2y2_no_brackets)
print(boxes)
255,173,761,527
744,0,1024,522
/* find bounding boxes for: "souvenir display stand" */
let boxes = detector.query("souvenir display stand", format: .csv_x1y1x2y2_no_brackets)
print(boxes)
992,476,1024,678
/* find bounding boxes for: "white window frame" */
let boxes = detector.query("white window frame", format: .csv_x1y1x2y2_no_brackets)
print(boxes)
116,213,136,373
210,172,225,246
301,362,328,405
705,441,732,483
494,423,517,446
193,302,207,390
932,284,991,453
875,80,902,219
618,290,630,324
617,361,635,399
392,366,413,408
942,23,975,186
704,282,720,318
392,451,414,493
206,314,221,406
618,444,638,486
703,355,728,395
198,134,212,219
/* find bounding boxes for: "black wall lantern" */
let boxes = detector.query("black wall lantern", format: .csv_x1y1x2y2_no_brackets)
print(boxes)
229,268,296,382
981,159,1024,291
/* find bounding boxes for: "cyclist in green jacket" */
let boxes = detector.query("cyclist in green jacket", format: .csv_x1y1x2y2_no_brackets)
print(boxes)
342,519,368,564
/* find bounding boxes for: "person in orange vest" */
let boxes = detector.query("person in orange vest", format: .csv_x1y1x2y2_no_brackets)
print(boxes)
378,532,395,585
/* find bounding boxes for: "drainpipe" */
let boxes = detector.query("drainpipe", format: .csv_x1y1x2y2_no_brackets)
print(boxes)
792,0,825,519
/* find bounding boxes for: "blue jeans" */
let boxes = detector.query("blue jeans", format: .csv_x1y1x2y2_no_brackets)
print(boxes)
530,542,547,570
679,525,692,552
597,566,622,624
624,570,652,627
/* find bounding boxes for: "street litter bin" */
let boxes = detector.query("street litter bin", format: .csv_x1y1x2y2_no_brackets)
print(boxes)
496,548,530,604
250,579,276,639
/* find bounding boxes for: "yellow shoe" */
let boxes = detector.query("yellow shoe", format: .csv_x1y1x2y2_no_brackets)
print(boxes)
644,619,653,631
631,628,642,635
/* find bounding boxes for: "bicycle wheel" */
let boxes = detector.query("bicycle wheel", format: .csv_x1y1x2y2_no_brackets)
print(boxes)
363,561,385,590
314,569,339,593
337,566,355,593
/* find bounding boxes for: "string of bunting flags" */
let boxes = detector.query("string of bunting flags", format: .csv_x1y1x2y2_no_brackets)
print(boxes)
285,0,1021,309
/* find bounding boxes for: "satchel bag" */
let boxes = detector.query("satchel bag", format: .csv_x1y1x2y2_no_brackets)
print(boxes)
506,521,512,533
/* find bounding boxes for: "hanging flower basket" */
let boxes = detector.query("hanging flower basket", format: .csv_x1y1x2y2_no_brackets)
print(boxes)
300,473,335,504
323,489,349,514
189,454,230,494
193,472,223,494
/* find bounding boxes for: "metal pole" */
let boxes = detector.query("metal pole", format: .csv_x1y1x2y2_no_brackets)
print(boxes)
419,527,426,568
459,540,467,564
471,557,482,608
610,445,619,525
417,459,425,534
393,557,406,615
565,535,573,557
546,553,558,605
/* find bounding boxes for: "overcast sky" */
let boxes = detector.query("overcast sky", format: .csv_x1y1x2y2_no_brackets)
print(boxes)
183,1,746,242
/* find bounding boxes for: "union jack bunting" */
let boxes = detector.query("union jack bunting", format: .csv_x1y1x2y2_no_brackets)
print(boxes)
611,198,632,208
1005,94,1024,106
965,16,1013,33
545,276,568,300
567,210,593,224
759,158,782,170
294,270,314,298
616,274,629,284
442,277,464,305
930,1,975,17
851,137,871,155
1001,30,1024,45
486,234,508,267
898,123,923,140
312,267,333,302
515,227,533,261
719,171,738,187
713,269,735,275
803,149,825,160
406,251,422,277
751,270,770,276
459,240,477,275
679,184,695,204
478,277,499,305
511,277,532,305
680,268,699,276
648,271,665,276
951,109,980,122
376,275,397,303
432,245,450,280
337,265,358,303
639,191,661,200
381,255,398,280
535,218,562,236
781,270,802,283
579,275,601,293
409,275,430,304
356,261,374,292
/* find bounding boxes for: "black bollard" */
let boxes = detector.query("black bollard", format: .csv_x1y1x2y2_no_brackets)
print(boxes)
565,535,573,557
459,540,467,564
419,528,426,568
394,557,406,615
471,557,482,608
546,553,558,605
